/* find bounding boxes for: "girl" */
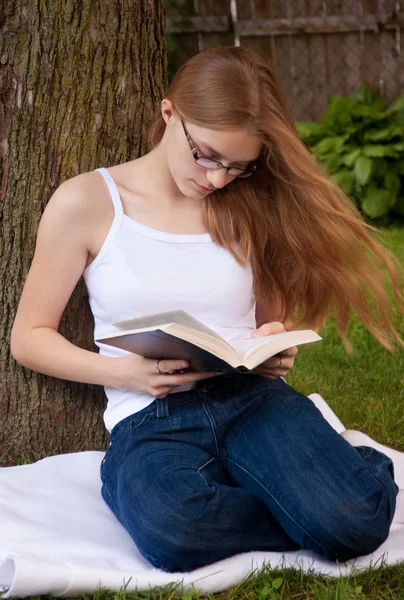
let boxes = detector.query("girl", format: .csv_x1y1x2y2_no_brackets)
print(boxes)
11,46,403,572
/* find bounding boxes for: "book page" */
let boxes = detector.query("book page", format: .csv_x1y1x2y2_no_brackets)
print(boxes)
231,330,322,362
113,310,223,339
230,335,277,356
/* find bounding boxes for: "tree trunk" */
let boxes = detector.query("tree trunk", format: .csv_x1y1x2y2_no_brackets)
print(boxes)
0,0,167,466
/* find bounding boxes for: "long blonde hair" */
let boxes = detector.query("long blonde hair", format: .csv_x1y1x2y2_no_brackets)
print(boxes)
148,46,403,350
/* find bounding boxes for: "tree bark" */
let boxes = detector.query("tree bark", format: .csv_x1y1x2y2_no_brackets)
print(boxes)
0,0,167,465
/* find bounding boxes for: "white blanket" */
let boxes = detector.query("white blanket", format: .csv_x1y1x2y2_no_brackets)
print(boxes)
1,394,403,599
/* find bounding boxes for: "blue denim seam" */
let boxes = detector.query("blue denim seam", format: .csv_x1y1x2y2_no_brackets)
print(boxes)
165,398,196,411
196,457,217,489
200,402,223,462
130,411,156,431
225,457,328,555
352,446,399,506
101,481,119,514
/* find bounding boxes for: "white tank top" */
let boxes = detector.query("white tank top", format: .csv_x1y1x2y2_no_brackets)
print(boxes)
83,167,257,432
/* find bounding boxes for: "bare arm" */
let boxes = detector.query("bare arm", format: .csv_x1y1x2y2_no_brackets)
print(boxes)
10,173,216,397
10,173,119,388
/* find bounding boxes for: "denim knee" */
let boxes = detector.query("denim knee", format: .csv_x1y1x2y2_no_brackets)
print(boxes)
133,518,211,573
318,485,396,562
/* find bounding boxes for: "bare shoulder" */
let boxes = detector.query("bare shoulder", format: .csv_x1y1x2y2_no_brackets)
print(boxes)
47,169,114,267
50,169,113,228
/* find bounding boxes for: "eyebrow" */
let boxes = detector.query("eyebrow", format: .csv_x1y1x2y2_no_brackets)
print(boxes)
197,140,259,165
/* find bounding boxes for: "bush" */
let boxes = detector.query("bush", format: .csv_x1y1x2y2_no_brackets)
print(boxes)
296,84,404,224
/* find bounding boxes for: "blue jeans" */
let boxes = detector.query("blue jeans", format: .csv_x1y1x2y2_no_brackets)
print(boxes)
100,373,398,572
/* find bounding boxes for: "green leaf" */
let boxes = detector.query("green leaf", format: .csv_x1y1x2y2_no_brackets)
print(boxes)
322,97,356,133
321,154,344,173
362,145,400,158
386,95,404,113
393,112,404,125
393,195,404,215
392,141,404,151
259,585,272,598
354,585,363,595
345,123,367,136
390,159,404,175
296,121,328,143
272,577,283,589
354,156,373,186
361,186,396,218
331,169,355,195
340,144,357,154
384,172,401,194
373,214,391,227
372,158,389,179
363,125,402,142
352,104,386,120
342,148,362,168
349,83,385,110
312,135,350,156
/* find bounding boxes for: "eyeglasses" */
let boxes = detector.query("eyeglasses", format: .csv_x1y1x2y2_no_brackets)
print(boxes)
180,117,257,178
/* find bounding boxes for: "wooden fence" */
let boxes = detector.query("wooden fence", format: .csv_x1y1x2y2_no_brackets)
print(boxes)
166,0,404,121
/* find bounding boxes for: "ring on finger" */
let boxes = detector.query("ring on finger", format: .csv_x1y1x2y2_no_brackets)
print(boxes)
155,359,163,375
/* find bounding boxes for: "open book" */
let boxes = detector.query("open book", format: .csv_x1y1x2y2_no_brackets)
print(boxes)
96,310,322,373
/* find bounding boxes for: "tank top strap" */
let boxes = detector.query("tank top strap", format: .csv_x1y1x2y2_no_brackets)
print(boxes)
95,167,124,222
84,167,124,276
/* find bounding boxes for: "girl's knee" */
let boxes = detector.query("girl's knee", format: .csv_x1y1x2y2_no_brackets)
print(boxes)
315,489,396,561
132,518,208,572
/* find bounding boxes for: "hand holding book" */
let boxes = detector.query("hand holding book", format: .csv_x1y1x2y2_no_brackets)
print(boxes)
97,310,322,375
251,320,299,379
107,352,218,398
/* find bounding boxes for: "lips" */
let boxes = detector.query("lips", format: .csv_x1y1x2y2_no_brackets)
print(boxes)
195,181,215,192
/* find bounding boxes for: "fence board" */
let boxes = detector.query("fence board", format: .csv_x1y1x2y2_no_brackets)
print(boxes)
241,35,272,59
363,0,380,13
199,0,229,16
344,31,365,96
200,31,235,49
361,31,383,95
305,1,329,119
271,36,297,118
378,0,400,98
164,0,194,17
166,0,404,120
236,0,253,19
168,13,404,35
268,0,289,18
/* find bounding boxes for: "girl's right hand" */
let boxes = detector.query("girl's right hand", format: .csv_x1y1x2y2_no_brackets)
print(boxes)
112,353,218,398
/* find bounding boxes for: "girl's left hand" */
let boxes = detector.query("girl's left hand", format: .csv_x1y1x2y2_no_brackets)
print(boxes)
251,321,298,379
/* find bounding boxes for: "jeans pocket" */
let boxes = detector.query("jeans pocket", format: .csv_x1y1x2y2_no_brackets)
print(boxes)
129,408,156,431
110,401,157,441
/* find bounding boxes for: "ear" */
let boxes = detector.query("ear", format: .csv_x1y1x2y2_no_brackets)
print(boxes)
161,98,175,126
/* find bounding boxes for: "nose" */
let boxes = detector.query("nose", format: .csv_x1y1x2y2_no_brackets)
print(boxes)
205,167,231,189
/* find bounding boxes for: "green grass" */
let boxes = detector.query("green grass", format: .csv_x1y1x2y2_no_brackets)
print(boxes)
5,227,404,600
16,560,404,600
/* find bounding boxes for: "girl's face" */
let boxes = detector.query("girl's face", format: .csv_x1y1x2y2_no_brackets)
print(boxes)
162,101,262,199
